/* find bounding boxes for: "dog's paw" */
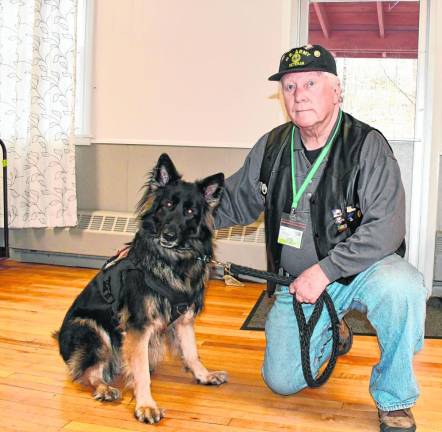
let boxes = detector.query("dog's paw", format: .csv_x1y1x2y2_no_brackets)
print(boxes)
134,405,165,424
197,370,228,386
93,384,121,402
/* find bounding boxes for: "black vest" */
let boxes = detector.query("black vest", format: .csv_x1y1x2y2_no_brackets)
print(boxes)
260,112,405,294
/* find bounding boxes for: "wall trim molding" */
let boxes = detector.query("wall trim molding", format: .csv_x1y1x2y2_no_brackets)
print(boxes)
84,138,417,148
89,138,253,149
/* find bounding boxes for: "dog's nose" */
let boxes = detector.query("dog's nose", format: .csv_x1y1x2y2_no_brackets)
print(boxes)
162,226,177,242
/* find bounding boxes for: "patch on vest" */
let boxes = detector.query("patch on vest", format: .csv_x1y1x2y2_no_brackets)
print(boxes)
102,277,115,304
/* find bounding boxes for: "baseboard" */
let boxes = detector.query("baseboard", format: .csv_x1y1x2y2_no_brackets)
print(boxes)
10,248,106,269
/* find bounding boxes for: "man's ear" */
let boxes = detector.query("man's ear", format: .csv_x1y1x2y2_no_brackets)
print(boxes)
197,173,225,208
333,81,342,104
154,153,181,186
334,88,340,104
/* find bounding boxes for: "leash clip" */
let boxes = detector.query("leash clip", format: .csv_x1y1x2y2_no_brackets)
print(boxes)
210,259,232,274
210,259,243,286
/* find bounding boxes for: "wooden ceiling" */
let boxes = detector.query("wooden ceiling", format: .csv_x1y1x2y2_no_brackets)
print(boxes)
308,1,419,58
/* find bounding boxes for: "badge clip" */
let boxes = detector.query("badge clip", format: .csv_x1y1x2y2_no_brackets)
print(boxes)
289,208,296,220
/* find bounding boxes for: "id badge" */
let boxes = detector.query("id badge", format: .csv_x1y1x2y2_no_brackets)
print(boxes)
277,211,308,249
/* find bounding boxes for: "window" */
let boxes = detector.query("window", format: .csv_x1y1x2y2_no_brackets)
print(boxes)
74,0,94,145
308,0,419,141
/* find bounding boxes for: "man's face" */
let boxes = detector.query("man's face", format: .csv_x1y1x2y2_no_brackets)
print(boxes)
281,71,339,129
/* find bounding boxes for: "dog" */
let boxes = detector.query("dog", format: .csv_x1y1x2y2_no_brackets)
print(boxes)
55,153,227,424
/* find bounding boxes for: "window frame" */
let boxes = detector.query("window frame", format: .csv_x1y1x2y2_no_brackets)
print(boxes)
74,0,95,146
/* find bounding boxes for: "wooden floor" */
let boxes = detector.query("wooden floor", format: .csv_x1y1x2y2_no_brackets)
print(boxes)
0,259,441,432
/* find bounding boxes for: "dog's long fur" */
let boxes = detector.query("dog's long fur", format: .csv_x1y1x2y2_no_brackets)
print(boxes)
55,154,226,423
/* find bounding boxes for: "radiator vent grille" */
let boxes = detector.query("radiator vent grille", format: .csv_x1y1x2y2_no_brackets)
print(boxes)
75,211,265,243
77,214,91,229
215,227,230,240
75,212,138,235
102,216,115,231
90,215,104,231
114,217,129,232
215,224,265,244
127,218,138,232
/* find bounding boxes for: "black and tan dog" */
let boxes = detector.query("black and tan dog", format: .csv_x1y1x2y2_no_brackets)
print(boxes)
55,154,227,423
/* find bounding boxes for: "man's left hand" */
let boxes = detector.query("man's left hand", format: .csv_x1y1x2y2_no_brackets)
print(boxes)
289,263,330,304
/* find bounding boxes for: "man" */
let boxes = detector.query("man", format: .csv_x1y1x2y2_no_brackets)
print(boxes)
214,44,429,432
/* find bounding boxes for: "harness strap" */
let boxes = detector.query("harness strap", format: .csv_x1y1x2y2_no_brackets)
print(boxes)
143,272,194,324
100,254,195,325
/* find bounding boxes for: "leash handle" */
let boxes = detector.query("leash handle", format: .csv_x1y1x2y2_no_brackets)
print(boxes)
293,291,340,387
225,261,340,387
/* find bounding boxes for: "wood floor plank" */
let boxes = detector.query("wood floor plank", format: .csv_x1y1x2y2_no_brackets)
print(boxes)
0,259,441,431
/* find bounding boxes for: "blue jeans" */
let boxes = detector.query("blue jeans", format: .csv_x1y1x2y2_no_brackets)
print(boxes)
262,254,430,411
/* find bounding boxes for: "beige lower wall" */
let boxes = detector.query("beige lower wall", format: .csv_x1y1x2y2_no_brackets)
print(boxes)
76,141,414,246
76,144,250,213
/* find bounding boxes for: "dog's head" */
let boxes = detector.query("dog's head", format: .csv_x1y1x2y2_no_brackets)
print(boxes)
136,154,224,252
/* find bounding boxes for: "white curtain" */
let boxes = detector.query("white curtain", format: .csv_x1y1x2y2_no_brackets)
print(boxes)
0,0,78,228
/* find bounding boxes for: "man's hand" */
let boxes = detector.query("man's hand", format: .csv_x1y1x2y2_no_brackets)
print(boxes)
289,263,330,303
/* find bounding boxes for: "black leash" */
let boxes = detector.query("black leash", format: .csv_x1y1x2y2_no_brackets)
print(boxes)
221,262,340,388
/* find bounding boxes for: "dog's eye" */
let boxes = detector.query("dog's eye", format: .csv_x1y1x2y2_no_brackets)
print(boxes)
165,200,173,208
185,208,194,215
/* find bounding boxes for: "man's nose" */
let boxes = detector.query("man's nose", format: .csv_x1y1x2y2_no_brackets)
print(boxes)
294,87,307,103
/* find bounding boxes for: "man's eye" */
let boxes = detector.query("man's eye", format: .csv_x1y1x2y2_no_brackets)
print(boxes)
285,84,295,92
306,80,315,87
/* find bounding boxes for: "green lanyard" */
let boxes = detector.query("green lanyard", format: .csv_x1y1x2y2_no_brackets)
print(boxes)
290,109,343,212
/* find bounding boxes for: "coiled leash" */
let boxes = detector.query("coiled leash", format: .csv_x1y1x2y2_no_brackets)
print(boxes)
219,261,340,388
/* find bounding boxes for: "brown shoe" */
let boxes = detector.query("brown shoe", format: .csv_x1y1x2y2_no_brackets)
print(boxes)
337,318,353,356
378,408,416,431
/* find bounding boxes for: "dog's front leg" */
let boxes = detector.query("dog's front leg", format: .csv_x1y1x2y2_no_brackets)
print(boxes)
175,316,228,385
123,328,164,423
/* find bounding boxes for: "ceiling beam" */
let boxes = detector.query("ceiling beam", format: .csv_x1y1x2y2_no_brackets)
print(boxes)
313,3,331,39
310,30,418,59
376,2,385,38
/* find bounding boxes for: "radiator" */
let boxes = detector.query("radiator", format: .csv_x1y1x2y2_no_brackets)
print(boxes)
9,210,267,270
9,212,440,296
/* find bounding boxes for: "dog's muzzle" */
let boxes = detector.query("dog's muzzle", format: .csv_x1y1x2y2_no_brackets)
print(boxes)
159,225,180,248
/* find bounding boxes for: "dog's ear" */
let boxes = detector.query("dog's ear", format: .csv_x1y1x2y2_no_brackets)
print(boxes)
136,154,181,216
197,173,224,208
155,153,181,186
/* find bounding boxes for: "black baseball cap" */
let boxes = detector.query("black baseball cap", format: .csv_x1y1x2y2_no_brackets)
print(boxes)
268,44,337,81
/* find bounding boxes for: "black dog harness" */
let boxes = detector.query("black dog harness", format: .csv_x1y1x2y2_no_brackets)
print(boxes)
143,272,195,323
99,254,196,325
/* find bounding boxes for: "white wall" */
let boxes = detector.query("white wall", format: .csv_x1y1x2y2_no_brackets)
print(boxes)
92,0,291,148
